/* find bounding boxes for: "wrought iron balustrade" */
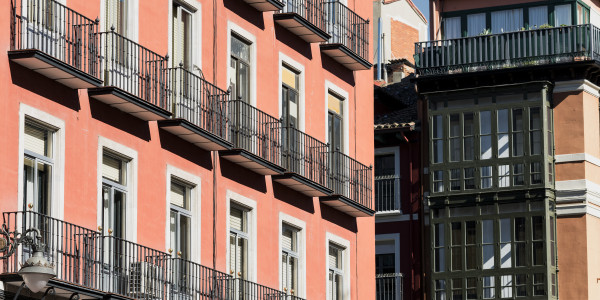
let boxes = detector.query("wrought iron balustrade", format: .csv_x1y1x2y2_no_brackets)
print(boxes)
167,67,230,141
162,257,231,300
281,126,329,187
227,99,282,167
322,1,369,61
225,278,305,300
375,175,400,213
415,24,600,76
10,0,99,77
329,150,373,210
279,0,326,32
376,273,403,300
96,30,169,109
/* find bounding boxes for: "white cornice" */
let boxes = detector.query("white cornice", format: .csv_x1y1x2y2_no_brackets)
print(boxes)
555,153,600,168
553,79,600,97
556,179,600,219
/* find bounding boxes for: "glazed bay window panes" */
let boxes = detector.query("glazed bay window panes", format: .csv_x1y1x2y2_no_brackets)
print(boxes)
482,220,494,270
529,6,548,28
444,17,461,39
531,162,542,185
530,107,542,155
533,216,544,266
514,218,526,267
433,115,443,163
501,275,513,298
464,168,475,190
481,166,492,189
483,276,495,299
512,108,524,156
466,277,477,300
433,170,444,192
452,278,462,300
480,111,492,160
465,221,476,270
434,223,445,272
534,273,545,296
451,222,462,271
450,169,460,191
449,114,460,162
516,274,527,297
554,4,572,26
435,280,446,300
498,165,510,187
550,216,556,267
463,113,474,160
497,109,509,158
500,218,512,268
513,163,524,186
467,13,486,37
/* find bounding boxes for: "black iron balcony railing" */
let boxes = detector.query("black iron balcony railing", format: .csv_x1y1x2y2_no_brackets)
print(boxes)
415,24,600,76
279,0,326,32
322,1,369,61
10,0,99,77
96,30,169,109
167,66,230,141
281,126,329,187
375,175,400,213
226,278,305,300
329,150,373,210
376,273,403,300
162,257,231,299
227,99,282,167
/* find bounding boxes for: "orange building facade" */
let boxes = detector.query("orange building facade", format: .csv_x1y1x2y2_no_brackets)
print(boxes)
0,0,375,299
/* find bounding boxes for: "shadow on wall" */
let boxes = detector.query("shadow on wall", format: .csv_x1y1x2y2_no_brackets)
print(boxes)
219,156,268,193
321,55,354,86
319,203,357,232
9,61,81,111
273,182,315,214
157,129,214,170
223,0,265,30
274,23,313,60
89,99,151,141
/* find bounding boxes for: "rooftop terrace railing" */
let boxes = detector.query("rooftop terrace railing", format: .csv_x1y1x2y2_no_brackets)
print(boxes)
167,66,230,141
10,0,99,77
415,24,600,76
322,1,369,61
281,126,329,187
329,150,373,210
279,0,326,32
97,30,169,109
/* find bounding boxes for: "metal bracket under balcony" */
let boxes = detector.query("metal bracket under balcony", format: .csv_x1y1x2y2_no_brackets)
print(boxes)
320,44,372,70
158,118,232,151
220,149,285,176
8,50,103,89
242,0,284,11
88,86,172,121
0,275,106,300
273,173,333,197
274,13,330,43
320,194,375,217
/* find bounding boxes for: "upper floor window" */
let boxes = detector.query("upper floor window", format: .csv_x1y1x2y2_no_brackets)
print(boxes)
106,0,127,34
230,35,251,102
328,243,344,300
101,151,129,238
23,121,55,215
328,92,344,152
229,205,249,279
491,9,522,34
555,4,572,26
375,153,400,212
172,3,193,69
281,65,299,128
170,178,192,260
444,17,461,39
281,225,299,296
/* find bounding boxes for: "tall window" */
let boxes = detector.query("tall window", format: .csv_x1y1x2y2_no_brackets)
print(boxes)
444,17,461,39
328,243,344,300
106,0,128,35
230,35,251,102
281,65,299,128
328,92,344,152
172,3,192,69
101,152,128,238
170,179,191,260
491,9,523,34
554,4,572,26
281,225,299,295
23,121,54,215
467,13,485,36
229,206,249,279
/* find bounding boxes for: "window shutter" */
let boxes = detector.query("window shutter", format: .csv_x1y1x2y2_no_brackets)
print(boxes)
102,155,122,182
288,256,296,292
229,234,236,273
230,207,243,232
282,67,297,89
282,253,289,290
106,0,117,31
170,182,186,208
236,237,244,278
329,247,338,269
170,210,177,252
328,93,343,116
172,6,183,67
24,124,47,156
282,229,293,251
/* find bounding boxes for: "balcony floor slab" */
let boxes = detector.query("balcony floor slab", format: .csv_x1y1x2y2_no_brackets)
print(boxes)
242,0,284,11
158,118,232,151
274,13,330,43
272,173,333,197
88,86,171,121
219,149,285,176
320,194,375,217
320,44,372,70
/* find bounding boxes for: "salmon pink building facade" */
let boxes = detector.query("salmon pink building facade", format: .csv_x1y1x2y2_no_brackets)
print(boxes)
0,0,375,299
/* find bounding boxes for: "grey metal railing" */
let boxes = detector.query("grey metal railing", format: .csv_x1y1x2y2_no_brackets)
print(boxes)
322,1,369,61
415,24,600,76
162,257,231,299
375,175,400,212
167,66,230,141
279,0,326,33
225,278,306,300
376,273,403,300
10,0,99,77
329,150,373,210
281,126,329,187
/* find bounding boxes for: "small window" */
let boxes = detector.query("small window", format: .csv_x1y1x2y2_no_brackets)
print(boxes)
101,151,129,238
230,205,249,279
172,3,193,68
230,35,251,102
467,13,485,36
328,243,344,300
528,6,548,28
170,179,192,259
554,4,572,26
282,65,299,128
23,121,55,215
444,17,461,39
106,0,128,35
282,225,299,295
328,92,344,152
491,9,523,34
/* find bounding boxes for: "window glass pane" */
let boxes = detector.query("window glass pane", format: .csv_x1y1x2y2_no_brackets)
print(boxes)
170,181,187,209
555,4,572,26
480,111,492,160
450,169,460,191
464,168,475,190
500,219,512,268
498,109,509,158
483,276,495,299
449,114,460,162
452,278,463,299
501,275,513,298
512,109,524,156
230,207,245,232
480,111,492,135
231,35,250,62
444,17,461,39
103,154,124,184
498,165,510,187
513,164,524,186
25,123,51,157
534,273,545,296
482,220,494,270
530,107,542,155
492,9,523,33
467,13,486,36
433,170,444,192
464,113,474,160
435,280,446,300
180,214,190,258
516,274,527,297
433,115,443,138
529,6,548,28
466,277,477,299
481,166,492,188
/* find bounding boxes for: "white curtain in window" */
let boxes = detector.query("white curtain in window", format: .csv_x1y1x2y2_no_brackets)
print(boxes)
491,9,523,34
467,13,486,36
529,6,548,28
444,17,461,39
555,4,572,26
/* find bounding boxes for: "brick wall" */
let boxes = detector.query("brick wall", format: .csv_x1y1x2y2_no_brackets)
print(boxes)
391,19,419,63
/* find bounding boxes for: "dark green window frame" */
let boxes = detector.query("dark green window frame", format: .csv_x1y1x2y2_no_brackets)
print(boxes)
441,0,590,39
430,201,558,299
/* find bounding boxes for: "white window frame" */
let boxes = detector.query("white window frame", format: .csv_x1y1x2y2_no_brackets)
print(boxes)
375,233,401,274
97,136,137,242
18,104,65,220
100,0,139,41
324,81,350,154
325,232,351,300
279,53,305,131
375,147,401,215
168,0,201,72
165,165,201,262
226,190,257,281
279,213,306,297
227,21,257,107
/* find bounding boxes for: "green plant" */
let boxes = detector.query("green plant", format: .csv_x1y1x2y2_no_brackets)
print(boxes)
539,24,552,29
479,28,492,35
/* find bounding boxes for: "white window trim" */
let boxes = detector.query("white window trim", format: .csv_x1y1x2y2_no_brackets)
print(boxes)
375,147,401,215
278,53,306,132
99,0,139,41
227,21,257,107
18,104,65,220
325,232,351,300
226,190,257,281
168,0,202,72
375,233,401,273
97,136,138,242
324,81,350,154
279,213,307,297
165,165,201,263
